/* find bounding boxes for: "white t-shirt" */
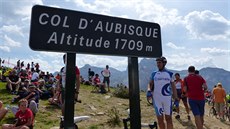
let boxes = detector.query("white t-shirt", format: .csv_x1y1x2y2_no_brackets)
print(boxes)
102,69,110,77
31,72,39,81
175,81,182,89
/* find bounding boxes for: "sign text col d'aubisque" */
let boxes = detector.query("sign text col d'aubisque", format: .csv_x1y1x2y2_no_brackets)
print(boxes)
29,5,162,57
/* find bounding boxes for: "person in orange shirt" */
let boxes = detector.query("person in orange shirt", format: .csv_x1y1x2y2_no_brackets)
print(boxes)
212,82,226,120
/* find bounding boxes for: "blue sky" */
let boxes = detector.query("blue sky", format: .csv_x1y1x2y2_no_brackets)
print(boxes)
0,0,229,73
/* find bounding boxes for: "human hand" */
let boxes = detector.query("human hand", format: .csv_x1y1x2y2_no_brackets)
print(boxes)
146,91,153,98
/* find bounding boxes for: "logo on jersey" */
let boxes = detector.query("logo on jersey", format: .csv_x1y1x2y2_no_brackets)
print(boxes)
159,108,164,115
161,83,171,96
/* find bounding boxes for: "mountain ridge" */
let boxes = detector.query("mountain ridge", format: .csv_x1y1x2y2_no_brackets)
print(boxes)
69,58,230,92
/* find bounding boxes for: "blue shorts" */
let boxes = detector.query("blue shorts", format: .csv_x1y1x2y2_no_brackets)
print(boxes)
188,99,205,116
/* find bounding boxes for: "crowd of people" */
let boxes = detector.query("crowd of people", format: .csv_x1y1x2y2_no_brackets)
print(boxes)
147,56,230,129
0,55,112,129
0,56,229,129
0,60,62,129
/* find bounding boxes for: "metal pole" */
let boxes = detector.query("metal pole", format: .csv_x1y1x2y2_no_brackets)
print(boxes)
64,53,76,129
128,57,141,129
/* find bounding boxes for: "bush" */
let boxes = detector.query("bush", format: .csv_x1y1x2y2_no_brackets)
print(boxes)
107,106,121,127
113,85,129,99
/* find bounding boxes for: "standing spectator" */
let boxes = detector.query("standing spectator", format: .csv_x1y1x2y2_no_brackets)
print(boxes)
6,69,21,94
27,63,30,71
35,63,39,71
59,54,81,116
88,68,94,83
101,65,111,92
184,66,207,129
0,101,8,121
31,62,34,72
147,56,177,129
212,82,226,121
2,99,34,129
21,61,24,69
174,73,190,120
17,60,20,69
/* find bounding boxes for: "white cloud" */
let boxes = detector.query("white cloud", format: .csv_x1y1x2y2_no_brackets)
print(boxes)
135,0,182,26
70,0,182,26
167,54,216,70
0,25,24,37
14,0,43,17
0,46,10,52
0,0,43,23
166,42,185,50
4,35,21,47
201,47,230,55
184,10,230,40
39,52,63,58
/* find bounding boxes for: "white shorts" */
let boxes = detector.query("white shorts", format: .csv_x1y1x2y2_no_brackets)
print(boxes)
152,96,172,116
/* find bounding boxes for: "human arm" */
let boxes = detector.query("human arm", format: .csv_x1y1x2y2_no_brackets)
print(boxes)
75,74,80,94
146,80,154,98
171,81,178,100
101,70,104,77
15,78,21,85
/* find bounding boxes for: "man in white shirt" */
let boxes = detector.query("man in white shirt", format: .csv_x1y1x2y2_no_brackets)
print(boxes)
101,65,111,92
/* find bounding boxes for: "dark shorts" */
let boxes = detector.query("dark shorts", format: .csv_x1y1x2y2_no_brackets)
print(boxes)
103,77,110,84
188,99,205,116
176,89,187,107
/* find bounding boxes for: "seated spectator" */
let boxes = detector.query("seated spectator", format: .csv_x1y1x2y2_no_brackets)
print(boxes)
48,85,62,107
24,85,40,115
19,70,28,82
6,69,21,94
0,101,8,121
45,78,55,94
12,79,30,103
31,69,39,83
93,74,106,93
37,79,52,99
2,99,34,129
80,76,85,84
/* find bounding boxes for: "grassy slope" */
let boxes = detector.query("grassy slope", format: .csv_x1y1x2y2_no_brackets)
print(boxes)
0,82,230,129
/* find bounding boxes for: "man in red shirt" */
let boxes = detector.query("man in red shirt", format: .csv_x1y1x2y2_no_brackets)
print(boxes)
184,66,207,129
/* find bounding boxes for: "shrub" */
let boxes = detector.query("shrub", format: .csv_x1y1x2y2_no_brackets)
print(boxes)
113,85,129,99
107,106,121,127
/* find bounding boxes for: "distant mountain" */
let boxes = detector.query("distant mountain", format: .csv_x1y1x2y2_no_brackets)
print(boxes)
138,58,230,92
55,58,230,92
79,64,128,87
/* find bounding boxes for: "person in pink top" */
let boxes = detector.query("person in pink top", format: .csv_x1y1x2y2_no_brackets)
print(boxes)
101,65,111,92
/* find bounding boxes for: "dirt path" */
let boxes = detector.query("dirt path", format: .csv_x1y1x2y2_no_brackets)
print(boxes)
51,88,230,129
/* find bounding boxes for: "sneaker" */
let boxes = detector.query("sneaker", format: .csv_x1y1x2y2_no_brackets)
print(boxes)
175,115,180,119
188,115,191,120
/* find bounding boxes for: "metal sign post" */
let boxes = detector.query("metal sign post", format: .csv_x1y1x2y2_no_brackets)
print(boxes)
64,53,76,129
128,57,141,129
29,5,162,129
